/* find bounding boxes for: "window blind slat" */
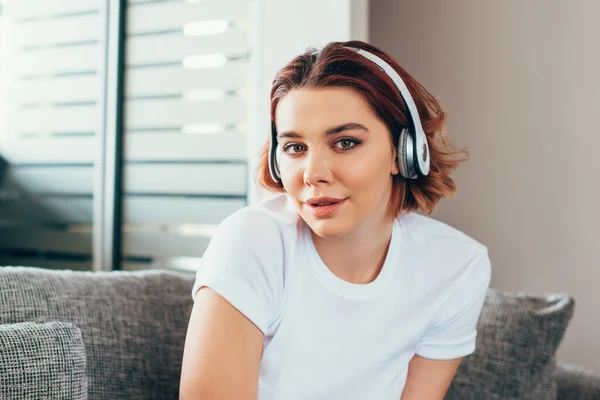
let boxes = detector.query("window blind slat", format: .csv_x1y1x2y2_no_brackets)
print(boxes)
8,166,94,195
123,197,246,224
128,0,250,34
1,137,96,164
1,134,246,164
0,196,245,225
126,62,248,95
10,75,100,104
126,29,249,67
8,164,246,195
0,197,92,224
125,98,245,128
123,232,210,258
124,164,247,195
10,44,100,76
9,14,101,48
9,105,99,133
125,133,247,161
0,228,92,254
0,228,210,258
8,0,101,20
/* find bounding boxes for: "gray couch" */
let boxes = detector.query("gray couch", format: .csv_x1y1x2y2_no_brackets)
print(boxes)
0,266,599,400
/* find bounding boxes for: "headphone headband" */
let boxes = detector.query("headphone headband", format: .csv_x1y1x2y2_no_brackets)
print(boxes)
345,47,430,177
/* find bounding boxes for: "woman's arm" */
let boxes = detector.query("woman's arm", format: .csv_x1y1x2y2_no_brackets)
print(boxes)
400,355,462,400
179,287,264,400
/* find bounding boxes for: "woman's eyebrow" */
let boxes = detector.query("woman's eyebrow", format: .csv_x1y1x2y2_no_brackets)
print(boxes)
324,122,369,136
277,122,369,139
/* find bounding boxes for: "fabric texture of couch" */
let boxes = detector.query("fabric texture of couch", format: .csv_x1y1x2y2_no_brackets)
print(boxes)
0,266,599,400
0,267,193,399
446,290,574,399
0,320,88,400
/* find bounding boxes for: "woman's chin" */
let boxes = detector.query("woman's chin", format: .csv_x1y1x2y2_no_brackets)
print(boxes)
303,216,350,239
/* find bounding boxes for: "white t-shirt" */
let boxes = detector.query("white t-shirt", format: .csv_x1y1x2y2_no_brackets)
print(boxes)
191,194,492,399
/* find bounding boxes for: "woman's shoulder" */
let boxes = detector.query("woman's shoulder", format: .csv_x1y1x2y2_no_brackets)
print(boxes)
192,194,298,332
216,193,300,246
398,212,487,254
198,194,299,292
397,212,491,286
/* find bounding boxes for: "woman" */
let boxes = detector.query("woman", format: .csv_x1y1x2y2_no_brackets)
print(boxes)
180,40,491,400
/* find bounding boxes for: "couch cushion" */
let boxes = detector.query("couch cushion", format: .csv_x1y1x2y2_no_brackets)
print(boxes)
445,288,575,400
0,321,88,400
555,362,600,400
0,266,196,400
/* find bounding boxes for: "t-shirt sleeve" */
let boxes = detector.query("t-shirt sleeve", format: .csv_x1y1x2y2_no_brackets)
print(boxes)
415,248,492,360
190,208,286,336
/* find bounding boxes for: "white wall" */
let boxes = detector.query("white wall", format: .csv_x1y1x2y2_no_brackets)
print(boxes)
248,0,369,203
370,0,600,371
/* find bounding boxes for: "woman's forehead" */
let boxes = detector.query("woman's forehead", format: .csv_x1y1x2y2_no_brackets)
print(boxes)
275,87,378,132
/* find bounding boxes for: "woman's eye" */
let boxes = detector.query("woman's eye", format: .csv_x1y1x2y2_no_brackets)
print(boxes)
335,138,360,150
283,143,306,154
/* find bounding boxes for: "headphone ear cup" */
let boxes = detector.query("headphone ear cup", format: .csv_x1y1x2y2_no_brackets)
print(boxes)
268,122,283,185
397,127,414,179
268,139,282,185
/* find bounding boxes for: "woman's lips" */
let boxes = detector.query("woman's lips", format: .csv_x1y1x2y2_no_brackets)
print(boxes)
304,198,347,218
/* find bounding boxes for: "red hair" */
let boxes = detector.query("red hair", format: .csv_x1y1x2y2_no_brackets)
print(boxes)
255,40,469,217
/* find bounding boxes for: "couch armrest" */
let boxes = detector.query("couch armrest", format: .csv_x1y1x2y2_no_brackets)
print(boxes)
555,362,600,400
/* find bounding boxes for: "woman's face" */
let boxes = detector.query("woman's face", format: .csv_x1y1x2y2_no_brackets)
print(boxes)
275,87,399,238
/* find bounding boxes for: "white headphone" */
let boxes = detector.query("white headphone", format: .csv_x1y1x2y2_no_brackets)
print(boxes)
269,46,430,185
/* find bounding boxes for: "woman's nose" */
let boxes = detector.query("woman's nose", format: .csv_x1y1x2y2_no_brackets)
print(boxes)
303,151,333,186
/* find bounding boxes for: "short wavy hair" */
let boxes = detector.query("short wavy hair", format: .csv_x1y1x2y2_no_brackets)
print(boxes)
255,40,469,217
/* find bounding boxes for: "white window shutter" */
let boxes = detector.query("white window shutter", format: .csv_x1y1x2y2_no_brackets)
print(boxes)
0,0,106,270
0,0,253,271
120,0,252,271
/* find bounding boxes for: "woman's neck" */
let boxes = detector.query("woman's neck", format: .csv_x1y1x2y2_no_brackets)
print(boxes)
310,214,395,285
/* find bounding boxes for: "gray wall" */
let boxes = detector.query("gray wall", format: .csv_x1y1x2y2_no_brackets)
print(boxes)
370,0,600,371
